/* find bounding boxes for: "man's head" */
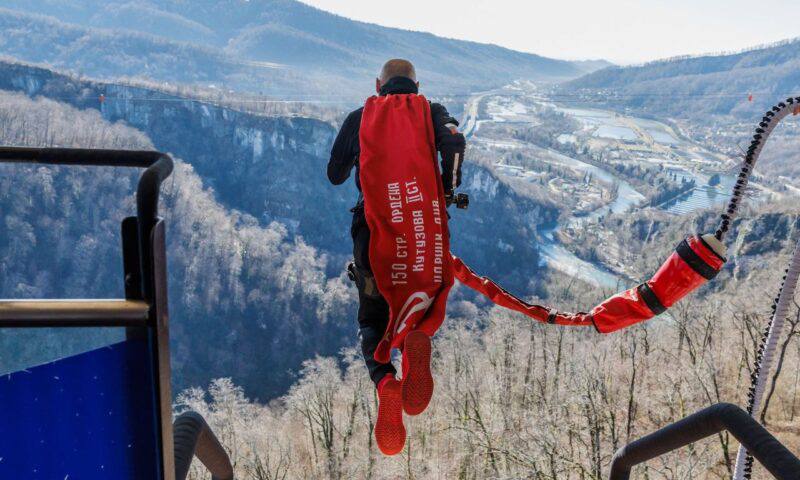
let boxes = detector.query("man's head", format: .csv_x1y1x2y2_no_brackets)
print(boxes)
376,59,418,94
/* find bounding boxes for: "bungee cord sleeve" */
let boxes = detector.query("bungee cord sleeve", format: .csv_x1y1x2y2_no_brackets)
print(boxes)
451,256,594,327
591,234,727,332
717,97,800,241
454,234,726,333
705,96,800,480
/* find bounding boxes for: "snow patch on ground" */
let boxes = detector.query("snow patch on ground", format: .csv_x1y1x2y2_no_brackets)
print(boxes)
557,134,577,144
594,125,637,141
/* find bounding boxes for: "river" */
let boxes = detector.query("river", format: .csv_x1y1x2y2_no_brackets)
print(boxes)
534,146,644,288
462,92,734,288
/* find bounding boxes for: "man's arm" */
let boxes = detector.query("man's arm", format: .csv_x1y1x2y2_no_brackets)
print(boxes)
430,103,466,194
327,108,363,185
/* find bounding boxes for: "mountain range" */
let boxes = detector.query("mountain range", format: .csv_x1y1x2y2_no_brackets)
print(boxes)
563,37,800,119
0,0,609,98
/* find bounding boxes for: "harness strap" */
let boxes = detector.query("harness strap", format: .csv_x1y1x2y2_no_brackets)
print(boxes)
676,238,719,280
637,283,666,315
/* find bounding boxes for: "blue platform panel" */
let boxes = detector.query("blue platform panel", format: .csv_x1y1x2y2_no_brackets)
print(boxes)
0,339,163,479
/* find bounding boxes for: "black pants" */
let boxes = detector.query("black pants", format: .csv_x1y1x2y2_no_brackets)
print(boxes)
352,211,397,386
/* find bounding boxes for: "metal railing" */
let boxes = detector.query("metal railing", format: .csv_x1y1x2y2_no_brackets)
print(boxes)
608,403,800,480
1,147,177,478
173,412,234,480
0,299,149,327
0,146,173,307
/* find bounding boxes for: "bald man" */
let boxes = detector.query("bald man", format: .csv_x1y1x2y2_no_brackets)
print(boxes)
328,59,465,454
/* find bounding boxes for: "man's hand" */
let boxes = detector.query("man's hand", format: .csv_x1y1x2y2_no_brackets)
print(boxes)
439,129,466,192
444,191,469,210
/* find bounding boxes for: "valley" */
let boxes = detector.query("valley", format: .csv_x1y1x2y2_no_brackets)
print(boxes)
0,59,794,402
460,82,792,285
0,2,799,477
0,61,556,398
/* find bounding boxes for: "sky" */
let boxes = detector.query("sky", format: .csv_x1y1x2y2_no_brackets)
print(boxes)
300,0,800,64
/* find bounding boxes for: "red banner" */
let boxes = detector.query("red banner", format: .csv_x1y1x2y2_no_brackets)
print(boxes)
359,94,455,364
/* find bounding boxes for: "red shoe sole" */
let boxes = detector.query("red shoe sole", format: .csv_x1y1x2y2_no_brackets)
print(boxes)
402,331,434,416
375,378,405,455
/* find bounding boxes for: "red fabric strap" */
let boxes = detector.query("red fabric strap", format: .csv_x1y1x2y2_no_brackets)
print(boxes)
454,235,726,334
592,235,724,332
451,256,594,327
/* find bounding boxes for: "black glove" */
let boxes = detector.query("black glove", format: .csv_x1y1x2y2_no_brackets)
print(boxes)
439,128,466,193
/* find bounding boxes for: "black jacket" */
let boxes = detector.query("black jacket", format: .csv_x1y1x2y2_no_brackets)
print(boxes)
327,76,466,206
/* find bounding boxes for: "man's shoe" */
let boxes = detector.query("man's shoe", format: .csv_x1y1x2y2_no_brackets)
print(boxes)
401,330,434,416
375,375,405,455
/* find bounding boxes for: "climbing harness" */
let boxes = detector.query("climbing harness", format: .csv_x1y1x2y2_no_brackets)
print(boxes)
347,262,382,299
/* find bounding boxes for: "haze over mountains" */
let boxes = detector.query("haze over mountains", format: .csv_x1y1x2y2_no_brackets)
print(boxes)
564,37,800,119
3,0,796,118
0,0,606,98
5,0,797,114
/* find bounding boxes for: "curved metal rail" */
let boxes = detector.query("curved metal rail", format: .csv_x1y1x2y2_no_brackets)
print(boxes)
1,147,179,478
0,147,172,225
608,403,800,480
707,97,800,479
715,97,799,241
173,412,234,480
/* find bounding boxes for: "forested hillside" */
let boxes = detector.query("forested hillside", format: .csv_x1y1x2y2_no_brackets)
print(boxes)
4,89,797,475
0,0,600,98
179,207,800,479
564,38,800,119
0,90,354,397
0,61,558,397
